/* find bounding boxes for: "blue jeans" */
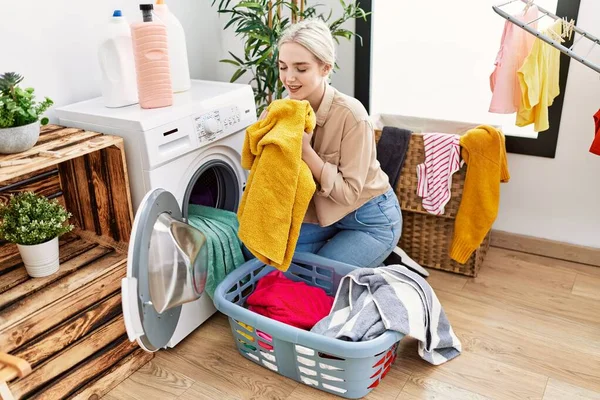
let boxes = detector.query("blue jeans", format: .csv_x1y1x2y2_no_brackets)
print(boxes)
296,188,402,268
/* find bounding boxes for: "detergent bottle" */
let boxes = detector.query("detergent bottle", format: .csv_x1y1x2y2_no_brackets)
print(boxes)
130,4,173,109
98,10,138,108
154,0,192,92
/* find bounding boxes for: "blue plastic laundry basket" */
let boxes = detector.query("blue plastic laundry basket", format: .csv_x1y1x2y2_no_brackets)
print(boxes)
213,252,404,399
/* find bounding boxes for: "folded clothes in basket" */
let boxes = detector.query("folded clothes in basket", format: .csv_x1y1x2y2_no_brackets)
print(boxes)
311,265,461,365
245,270,334,330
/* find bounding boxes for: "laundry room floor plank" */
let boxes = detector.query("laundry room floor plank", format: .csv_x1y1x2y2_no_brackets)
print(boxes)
178,382,242,400
103,358,194,400
107,246,600,400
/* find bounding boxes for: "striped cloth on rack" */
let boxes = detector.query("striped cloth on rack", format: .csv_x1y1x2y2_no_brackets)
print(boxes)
416,133,462,215
310,264,462,365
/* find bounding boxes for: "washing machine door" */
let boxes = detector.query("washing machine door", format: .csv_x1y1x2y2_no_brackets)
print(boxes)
121,188,208,352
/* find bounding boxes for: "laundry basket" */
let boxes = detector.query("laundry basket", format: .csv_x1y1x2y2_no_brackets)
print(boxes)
213,253,404,399
372,113,495,277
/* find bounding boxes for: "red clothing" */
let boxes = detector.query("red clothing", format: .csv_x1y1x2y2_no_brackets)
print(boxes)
589,109,600,156
246,271,334,330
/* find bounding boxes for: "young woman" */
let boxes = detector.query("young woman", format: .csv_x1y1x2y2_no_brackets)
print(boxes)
274,18,402,268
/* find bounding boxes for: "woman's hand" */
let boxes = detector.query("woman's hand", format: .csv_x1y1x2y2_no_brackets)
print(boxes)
302,131,314,155
301,131,325,183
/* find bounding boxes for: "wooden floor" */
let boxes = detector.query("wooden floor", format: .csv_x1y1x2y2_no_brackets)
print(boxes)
105,247,600,400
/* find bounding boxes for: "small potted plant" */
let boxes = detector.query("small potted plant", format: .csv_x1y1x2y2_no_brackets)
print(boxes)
0,192,74,278
0,72,53,154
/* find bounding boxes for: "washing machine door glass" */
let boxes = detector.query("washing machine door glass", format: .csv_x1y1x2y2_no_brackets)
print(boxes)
149,212,208,313
122,188,208,352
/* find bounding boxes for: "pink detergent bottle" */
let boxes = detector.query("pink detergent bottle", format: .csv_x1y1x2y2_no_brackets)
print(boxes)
130,4,173,109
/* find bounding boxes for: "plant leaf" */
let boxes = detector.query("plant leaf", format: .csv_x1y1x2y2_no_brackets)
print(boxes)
235,1,262,9
219,59,241,67
228,51,246,65
231,68,248,83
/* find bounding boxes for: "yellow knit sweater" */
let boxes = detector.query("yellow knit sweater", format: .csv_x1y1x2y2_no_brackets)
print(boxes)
237,99,316,271
449,125,510,264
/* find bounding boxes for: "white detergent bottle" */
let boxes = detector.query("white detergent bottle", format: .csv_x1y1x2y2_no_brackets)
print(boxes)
154,0,192,93
98,10,138,108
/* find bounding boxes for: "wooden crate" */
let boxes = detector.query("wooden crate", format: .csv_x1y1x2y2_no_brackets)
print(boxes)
0,125,153,399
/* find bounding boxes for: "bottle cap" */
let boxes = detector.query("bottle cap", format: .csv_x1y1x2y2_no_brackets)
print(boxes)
156,0,165,4
112,10,123,17
140,4,154,10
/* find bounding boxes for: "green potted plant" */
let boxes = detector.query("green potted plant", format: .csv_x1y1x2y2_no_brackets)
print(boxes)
212,0,368,115
0,72,53,154
0,192,74,278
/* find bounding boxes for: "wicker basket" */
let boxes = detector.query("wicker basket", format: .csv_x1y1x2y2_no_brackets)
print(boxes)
375,130,490,277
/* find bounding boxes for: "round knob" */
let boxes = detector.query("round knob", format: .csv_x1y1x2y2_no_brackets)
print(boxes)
204,118,220,134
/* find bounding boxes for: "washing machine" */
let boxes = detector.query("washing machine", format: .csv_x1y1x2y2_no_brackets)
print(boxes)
55,80,257,351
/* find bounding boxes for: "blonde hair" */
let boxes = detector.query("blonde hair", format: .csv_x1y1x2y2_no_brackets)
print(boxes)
278,18,336,70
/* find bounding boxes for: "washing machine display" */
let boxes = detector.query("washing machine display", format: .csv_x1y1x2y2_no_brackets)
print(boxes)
195,105,242,144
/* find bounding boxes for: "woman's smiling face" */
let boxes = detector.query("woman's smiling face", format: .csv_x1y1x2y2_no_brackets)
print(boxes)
278,42,330,102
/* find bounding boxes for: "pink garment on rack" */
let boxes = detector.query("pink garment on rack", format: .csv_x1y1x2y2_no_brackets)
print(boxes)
416,133,462,215
489,5,539,114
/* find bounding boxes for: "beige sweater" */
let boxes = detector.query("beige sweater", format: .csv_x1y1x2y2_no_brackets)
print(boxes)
258,83,390,227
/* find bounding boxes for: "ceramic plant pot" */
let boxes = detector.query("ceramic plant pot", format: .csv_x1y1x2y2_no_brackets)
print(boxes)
0,120,40,154
17,236,60,278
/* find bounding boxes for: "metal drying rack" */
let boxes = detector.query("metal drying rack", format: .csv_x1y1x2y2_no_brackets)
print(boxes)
493,0,600,74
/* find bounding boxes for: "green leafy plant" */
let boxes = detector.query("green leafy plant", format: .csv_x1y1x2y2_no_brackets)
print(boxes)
211,0,369,115
0,72,54,129
0,192,74,246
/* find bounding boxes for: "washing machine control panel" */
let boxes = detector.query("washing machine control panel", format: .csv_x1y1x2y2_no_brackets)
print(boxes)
195,105,242,144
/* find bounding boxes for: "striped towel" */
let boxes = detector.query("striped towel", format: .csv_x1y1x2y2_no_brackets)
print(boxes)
416,133,462,215
310,265,462,365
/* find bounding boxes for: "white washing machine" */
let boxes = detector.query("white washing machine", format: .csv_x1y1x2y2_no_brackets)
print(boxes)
56,80,256,351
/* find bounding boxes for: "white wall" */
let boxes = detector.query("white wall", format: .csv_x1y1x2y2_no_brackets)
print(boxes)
0,0,223,121
367,0,600,248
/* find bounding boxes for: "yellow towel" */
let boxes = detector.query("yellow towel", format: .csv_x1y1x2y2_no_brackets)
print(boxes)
449,125,510,264
237,99,316,271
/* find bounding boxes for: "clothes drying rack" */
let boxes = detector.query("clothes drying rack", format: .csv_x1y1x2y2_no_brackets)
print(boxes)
493,0,600,74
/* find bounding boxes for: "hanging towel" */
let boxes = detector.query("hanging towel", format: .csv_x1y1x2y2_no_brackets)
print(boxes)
589,109,600,156
237,99,316,272
187,205,245,298
489,5,539,114
246,270,334,330
205,219,238,275
449,125,510,264
310,264,462,365
416,133,462,215
516,20,562,132
186,216,223,299
189,203,245,267
376,126,412,188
